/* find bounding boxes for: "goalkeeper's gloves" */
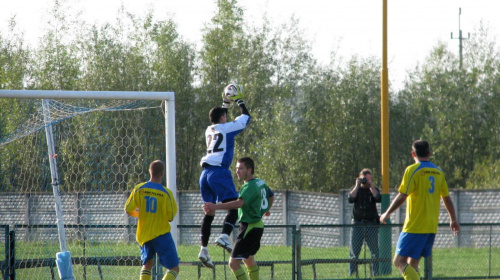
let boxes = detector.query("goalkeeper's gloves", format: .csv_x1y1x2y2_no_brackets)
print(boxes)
225,84,244,101
221,91,231,108
235,98,244,106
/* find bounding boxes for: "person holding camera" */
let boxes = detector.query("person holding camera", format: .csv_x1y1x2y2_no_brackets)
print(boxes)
348,168,381,276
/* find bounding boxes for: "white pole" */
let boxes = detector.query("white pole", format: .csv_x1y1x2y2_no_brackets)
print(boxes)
165,97,178,247
0,90,174,100
42,99,75,279
42,99,68,252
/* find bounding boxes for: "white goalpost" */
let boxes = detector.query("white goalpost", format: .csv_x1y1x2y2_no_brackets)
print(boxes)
0,90,177,279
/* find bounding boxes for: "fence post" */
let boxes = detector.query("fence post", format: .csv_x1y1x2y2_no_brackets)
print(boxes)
339,190,346,246
9,230,15,280
453,191,460,247
489,224,493,276
3,226,8,280
294,227,301,280
124,192,132,242
283,191,289,246
424,254,432,280
378,218,392,274
24,194,30,241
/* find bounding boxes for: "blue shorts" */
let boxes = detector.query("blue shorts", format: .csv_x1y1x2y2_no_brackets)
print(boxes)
199,166,238,203
140,232,179,269
396,232,436,259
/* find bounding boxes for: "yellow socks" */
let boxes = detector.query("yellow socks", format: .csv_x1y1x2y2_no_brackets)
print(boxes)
247,265,259,280
402,264,420,280
162,270,178,280
141,269,177,280
140,269,152,280
233,267,249,280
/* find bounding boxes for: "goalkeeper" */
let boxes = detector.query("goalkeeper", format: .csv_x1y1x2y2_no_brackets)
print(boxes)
198,84,250,268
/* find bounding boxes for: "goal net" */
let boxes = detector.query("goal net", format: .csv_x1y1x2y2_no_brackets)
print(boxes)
0,90,176,279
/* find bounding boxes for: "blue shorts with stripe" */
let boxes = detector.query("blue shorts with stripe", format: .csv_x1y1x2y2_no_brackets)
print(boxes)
141,232,179,269
396,232,436,259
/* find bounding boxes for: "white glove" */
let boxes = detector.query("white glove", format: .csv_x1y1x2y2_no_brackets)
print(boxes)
221,90,231,108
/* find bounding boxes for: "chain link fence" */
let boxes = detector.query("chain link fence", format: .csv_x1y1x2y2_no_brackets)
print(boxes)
1,223,498,279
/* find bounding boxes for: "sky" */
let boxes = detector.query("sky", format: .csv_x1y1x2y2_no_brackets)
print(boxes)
2,0,500,89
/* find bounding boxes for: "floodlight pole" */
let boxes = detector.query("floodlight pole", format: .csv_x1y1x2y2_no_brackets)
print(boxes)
380,0,392,275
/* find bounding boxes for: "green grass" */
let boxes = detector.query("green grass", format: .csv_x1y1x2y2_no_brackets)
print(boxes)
3,242,499,279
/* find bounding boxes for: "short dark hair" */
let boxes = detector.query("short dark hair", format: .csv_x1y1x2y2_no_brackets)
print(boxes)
237,157,255,174
412,140,430,158
209,106,227,124
359,168,372,176
150,160,165,178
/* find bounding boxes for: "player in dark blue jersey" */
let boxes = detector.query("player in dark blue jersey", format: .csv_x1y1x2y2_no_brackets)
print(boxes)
198,84,251,268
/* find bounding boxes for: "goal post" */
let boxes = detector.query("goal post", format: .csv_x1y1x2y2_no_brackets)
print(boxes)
0,90,177,278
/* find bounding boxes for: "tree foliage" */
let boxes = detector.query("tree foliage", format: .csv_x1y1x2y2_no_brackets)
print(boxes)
0,0,499,192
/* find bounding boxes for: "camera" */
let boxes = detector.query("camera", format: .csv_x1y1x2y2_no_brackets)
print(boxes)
359,177,367,184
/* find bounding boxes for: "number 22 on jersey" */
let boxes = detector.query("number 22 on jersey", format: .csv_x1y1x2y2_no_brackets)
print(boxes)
207,133,224,154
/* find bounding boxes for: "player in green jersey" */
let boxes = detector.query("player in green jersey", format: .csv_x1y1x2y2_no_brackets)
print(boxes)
203,157,274,280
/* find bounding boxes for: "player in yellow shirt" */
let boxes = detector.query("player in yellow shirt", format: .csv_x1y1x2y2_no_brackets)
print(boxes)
380,140,460,280
125,160,179,280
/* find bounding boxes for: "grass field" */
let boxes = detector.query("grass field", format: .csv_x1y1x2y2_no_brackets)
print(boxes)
2,241,499,279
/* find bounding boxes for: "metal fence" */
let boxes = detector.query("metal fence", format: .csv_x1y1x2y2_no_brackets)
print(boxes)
0,223,499,280
298,223,500,279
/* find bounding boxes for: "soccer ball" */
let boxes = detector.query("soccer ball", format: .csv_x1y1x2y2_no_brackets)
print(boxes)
224,84,242,100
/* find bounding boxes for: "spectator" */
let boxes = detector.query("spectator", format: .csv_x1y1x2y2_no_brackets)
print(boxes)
348,168,381,276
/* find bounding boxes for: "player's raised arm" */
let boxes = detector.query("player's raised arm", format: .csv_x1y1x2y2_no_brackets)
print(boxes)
224,83,249,116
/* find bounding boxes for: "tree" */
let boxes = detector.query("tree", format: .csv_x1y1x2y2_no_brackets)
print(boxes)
392,24,500,188
199,0,244,98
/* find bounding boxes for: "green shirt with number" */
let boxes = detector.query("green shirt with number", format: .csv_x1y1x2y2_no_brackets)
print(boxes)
238,178,274,224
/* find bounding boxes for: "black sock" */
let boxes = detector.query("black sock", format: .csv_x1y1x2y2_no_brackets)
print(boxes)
201,214,215,246
222,209,238,235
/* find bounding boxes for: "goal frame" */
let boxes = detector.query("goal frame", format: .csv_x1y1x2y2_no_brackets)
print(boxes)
0,89,178,245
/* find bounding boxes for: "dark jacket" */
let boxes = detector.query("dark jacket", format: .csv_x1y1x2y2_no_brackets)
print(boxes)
348,186,382,222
